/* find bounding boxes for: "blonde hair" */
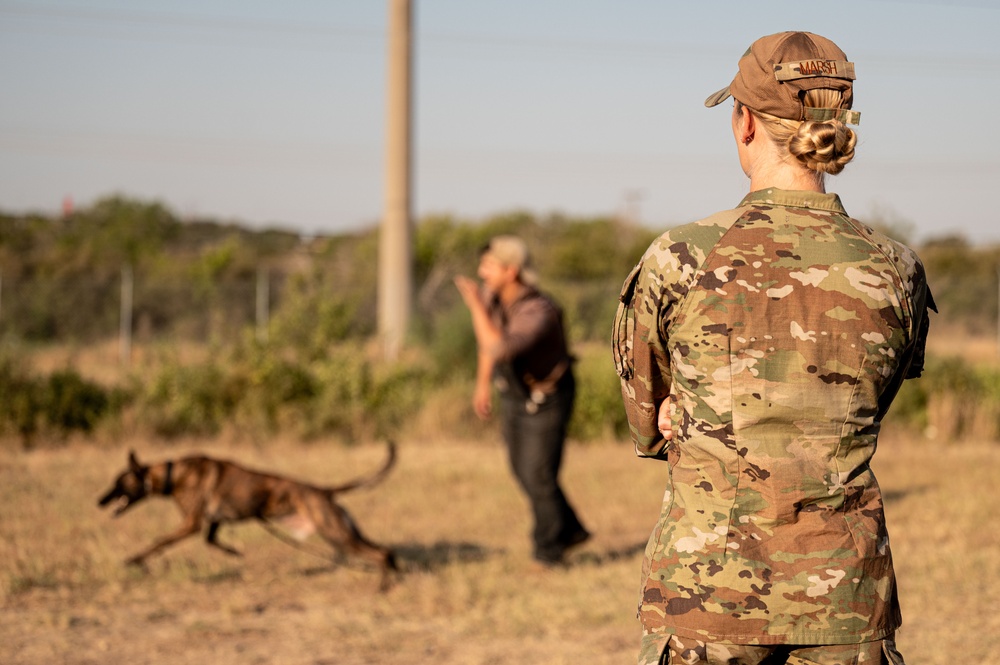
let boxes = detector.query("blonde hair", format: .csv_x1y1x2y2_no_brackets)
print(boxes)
740,89,858,176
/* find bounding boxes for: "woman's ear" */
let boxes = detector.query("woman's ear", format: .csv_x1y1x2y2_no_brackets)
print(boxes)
741,110,756,146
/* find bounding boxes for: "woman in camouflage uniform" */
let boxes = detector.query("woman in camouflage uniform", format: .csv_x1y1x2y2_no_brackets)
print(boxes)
614,32,934,665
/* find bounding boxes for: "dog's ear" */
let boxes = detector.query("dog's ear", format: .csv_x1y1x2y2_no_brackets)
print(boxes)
128,449,142,472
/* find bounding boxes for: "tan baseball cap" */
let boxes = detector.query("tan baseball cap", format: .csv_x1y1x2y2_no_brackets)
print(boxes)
481,235,539,287
705,31,860,125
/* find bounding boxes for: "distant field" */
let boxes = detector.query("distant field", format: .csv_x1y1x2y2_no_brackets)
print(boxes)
1,434,997,664
924,325,1000,365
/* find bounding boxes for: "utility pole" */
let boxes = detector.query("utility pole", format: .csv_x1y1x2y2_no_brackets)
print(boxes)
378,0,414,361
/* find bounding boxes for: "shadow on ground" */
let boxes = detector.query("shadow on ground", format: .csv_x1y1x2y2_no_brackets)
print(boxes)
882,485,928,503
572,541,646,566
393,540,499,571
291,538,645,578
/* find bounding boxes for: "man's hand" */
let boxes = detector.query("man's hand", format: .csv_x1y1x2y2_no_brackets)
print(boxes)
472,381,492,420
453,275,483,310
657,396,676,441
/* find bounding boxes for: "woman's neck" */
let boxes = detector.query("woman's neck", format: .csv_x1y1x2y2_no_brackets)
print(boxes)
748,159,825,194
743,131,825,194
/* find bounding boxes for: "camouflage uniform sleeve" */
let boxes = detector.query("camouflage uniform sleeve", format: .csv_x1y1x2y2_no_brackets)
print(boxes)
875,244,937,418
613,246,672,458
613,213,738,458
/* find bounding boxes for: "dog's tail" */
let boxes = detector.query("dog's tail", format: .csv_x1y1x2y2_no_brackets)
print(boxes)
324,440,397,494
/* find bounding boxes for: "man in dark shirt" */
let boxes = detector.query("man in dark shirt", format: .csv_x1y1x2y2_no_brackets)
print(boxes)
455,235,589,566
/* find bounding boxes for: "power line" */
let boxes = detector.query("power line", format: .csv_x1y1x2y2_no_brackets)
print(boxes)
0,3,383,41
0,126,377,163
0,2,384,53
7,2,996,71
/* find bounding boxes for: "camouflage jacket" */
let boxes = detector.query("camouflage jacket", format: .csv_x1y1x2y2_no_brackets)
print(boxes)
613,189,934,645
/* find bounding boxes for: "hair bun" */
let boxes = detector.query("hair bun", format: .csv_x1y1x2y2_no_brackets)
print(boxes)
790,120,857,175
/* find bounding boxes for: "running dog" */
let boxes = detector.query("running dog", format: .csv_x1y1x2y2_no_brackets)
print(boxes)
97,442,398,589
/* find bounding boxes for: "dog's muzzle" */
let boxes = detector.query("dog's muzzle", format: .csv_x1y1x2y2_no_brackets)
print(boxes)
98,491,136,517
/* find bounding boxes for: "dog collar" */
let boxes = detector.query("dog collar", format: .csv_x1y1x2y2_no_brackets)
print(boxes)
161,461,174,496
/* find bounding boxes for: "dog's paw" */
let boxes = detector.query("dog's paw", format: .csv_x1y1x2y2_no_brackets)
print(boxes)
125,556,147,568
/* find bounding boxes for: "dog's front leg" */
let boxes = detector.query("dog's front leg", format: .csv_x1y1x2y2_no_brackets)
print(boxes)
126,515,202,566
205,521,242,557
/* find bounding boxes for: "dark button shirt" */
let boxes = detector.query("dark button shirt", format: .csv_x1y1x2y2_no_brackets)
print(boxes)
488,286,570,392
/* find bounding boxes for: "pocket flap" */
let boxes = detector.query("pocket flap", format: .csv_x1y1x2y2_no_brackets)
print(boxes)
613,262,642,380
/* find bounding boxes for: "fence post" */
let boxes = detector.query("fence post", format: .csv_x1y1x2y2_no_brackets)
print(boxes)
120,263,133,365
257,266,269,343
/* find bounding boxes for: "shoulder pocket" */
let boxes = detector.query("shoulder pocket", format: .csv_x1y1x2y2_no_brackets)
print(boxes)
613,262,642,380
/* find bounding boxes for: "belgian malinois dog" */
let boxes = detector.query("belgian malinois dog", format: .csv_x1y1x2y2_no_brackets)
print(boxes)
98,442,398,589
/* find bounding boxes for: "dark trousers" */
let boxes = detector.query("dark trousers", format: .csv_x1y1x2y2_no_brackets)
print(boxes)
498,373,586,563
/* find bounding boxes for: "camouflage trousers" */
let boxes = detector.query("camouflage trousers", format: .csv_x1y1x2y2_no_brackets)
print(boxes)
638,630,906,665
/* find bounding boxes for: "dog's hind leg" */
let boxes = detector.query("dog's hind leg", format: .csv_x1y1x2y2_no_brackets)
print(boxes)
205,521,242,557
308,498,397,590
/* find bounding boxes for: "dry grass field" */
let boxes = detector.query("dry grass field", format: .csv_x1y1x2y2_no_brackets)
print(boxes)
1,431,998,665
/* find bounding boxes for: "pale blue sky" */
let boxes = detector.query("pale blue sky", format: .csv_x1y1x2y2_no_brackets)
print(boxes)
2,0,998,243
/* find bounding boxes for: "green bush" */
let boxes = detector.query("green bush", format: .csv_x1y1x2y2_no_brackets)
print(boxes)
293,344,432,442
568,344,629,442
41,370,112,433
884,355,1000,441
0,357,44,443
267,273,367,356
361,361,433,440
419,302,478,382
231,349,320,437
0,358,119,445
885,375,929,431
139,360,242,438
